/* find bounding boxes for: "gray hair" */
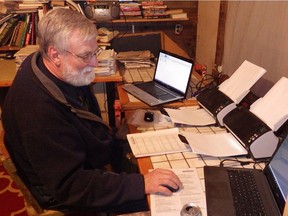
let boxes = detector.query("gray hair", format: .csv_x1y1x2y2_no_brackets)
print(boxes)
37,8,97,56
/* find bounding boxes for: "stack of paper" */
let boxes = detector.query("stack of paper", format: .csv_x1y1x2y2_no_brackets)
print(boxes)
181,132,247,157
94,49,116,76
116,50,155,69
14,45,39,71
219,60,266,104
249,77,288,131
164,106,216,126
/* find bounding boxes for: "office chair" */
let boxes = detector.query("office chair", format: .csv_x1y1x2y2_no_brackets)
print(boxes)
0,130,149,216
0,130,64,216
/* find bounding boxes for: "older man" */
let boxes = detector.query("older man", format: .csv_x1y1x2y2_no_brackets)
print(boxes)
1,8,182,214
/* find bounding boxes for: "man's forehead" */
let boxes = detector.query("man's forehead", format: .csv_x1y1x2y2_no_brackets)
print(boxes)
69,38,98,53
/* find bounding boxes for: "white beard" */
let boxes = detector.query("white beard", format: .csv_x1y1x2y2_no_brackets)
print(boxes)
62,63,95,86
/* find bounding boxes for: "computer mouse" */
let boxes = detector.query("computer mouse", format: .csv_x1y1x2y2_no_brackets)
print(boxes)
144,111,154,122
161,184,179,193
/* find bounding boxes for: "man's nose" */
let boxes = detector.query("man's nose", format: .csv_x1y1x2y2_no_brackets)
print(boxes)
88,55,98,67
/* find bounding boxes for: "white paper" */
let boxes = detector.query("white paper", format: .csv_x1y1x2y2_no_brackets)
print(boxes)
250,77,288,131
182,132,247,157
165,107,216,126
127,128,191,158
219,60,266,104
150,168,206,216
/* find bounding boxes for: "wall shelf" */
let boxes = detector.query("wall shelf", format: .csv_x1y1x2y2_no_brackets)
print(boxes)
112,17,189,23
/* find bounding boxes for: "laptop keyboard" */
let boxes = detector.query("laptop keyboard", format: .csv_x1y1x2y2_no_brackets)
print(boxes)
137,82,175,100
228,169,267,216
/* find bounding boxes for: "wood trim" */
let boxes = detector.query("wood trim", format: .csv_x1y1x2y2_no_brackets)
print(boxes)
213,1,228,76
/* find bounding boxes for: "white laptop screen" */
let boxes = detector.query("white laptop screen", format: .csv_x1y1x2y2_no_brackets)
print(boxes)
154,51,193,94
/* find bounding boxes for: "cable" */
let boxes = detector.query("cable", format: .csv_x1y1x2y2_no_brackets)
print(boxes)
219,158,270,168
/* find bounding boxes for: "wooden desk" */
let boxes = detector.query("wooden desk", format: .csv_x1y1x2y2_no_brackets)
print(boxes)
0,59,122,87
125,110,153,175
0,59,16,87
124,110,266,215
0,59,123,126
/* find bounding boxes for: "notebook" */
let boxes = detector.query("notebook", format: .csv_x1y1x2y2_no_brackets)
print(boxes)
122,50,194,106
204,134,288,216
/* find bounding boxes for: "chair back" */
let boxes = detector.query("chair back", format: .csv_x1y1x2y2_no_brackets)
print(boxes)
0,130,64,216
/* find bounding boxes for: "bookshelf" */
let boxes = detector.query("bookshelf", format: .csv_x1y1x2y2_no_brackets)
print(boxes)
99,1,197,59
1,1,197,58
0,0,83,52
112,17,188,23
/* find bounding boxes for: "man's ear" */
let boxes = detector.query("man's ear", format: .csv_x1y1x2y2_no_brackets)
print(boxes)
47,46,61,66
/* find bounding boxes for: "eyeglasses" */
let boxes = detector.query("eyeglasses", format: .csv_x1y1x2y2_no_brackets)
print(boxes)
63,47,103,64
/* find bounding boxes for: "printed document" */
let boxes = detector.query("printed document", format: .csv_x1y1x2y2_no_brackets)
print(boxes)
218,60,266,104
249,76,288,131
181,132,247,157
150,168,206,216
164,106,216,126
127,128,191,158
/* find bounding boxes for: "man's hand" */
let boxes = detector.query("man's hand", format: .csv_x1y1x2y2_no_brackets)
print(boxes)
144,168,183,196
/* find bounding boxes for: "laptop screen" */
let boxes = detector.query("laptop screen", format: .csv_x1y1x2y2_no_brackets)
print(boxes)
154,50,193,94
266,135,288,213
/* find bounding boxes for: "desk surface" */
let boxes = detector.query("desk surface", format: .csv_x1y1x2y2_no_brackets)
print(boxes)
0,59,122,87
124,110,266,215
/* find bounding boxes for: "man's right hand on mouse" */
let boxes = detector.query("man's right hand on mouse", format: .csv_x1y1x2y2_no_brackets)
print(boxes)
143,168,183,196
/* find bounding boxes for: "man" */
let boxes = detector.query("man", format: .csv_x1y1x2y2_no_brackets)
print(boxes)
1,8,182,214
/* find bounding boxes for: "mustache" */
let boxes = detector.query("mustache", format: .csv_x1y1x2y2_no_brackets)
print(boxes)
82,66,95,74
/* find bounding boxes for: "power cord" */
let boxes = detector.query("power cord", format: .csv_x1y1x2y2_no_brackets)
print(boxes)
219,158,270,169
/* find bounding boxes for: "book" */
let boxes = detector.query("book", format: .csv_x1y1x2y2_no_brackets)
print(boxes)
0,13,17,26
170,13,188,19
14,20,25,47
9,21,21,46
18,3,43,9
0,22,8,35
18,13,31,47
50,0,66,6
30,12,36,45
24,21,32,46
141,1,164,6
166,9,184,15
0,18,18,46
142,5,167,10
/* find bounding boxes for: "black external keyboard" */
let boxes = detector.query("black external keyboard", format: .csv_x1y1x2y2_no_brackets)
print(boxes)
228,169,267,216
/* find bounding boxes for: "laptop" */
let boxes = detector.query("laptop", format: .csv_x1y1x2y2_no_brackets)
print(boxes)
122,49,194,106
204,134,288,216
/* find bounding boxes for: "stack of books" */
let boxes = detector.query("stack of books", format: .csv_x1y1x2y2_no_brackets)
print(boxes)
141,1,168,19
94,49,117,76
119,2,141,18
166,9,187,19
14,44,39,70
116,50,155,69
